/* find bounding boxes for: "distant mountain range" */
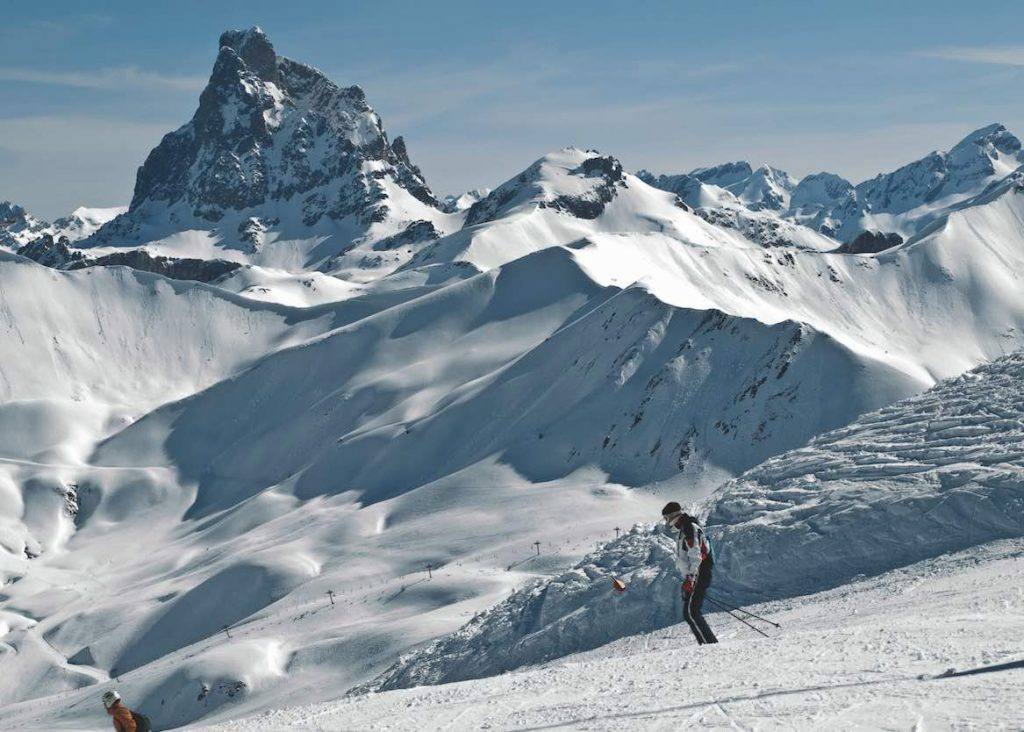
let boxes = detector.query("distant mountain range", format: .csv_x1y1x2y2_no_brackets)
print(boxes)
3,26,1022,284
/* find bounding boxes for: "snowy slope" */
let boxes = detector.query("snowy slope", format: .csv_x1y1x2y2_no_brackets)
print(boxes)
2,177,1023,728
91,245,918,513
709,350,1024,602
410,148,833,273
359,351,1024,692
200,540,1024,730
0,244,919,727
49,207,127,242
3,25,1024,730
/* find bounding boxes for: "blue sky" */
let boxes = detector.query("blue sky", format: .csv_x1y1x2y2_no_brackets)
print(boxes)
3,1,1024,218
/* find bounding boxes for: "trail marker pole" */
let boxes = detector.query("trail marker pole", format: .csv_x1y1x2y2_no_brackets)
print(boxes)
533,541,541,556
426,563,432,579
327,590,335,606
614,526,621,539
222,625,232,639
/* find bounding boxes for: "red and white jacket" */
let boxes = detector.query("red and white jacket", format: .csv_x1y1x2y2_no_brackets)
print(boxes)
675,520,713,579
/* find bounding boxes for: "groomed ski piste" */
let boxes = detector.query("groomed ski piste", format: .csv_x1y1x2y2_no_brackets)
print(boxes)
204,540,1024,731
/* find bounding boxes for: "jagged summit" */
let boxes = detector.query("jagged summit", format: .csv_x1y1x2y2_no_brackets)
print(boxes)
87,26,441,261
0,200,48,250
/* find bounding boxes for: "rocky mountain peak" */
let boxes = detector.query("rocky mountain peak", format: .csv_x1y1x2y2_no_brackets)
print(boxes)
218,26,277,82
89,26,437,248
465,148,627,226
0,201,48,250
691,161,754,188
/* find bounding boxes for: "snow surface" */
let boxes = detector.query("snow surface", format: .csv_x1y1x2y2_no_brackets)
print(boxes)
197,539,1024,731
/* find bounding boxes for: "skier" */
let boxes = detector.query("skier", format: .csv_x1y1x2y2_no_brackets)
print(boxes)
102,690,151,732
662,502,718,645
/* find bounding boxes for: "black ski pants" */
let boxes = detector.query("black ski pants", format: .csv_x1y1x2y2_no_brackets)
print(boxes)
682,560,718,644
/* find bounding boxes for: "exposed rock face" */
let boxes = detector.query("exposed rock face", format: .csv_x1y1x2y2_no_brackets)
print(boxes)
88,26,437,245
66,251,242,283
836,230,903,255
371,220,441,251
16,234,84,267
465,149,627,227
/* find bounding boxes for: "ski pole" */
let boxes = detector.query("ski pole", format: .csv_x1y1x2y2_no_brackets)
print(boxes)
709,601,770,638
706,594,781,628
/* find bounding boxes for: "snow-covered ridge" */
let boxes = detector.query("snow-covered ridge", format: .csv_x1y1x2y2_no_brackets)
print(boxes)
641,123,1024,244
0,200,48,249
0,202,123,252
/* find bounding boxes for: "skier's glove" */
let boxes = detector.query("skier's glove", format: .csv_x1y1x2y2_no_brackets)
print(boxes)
683,575,695,594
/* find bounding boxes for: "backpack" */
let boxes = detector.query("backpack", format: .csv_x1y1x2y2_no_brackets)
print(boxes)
131,711,153,732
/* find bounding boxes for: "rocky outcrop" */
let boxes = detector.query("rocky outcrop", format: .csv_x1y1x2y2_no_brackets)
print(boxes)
66,250,241,282
836,230,903,254
16,234,84,267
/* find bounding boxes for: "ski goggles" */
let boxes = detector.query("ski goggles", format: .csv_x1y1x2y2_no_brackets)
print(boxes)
663,510,683,525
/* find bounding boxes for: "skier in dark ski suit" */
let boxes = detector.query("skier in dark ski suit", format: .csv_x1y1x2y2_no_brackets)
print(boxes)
663,502,718,644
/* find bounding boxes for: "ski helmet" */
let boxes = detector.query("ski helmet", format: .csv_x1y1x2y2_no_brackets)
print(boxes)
102,690,121,709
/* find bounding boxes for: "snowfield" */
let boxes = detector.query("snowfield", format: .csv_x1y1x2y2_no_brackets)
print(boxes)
202,539,1024,731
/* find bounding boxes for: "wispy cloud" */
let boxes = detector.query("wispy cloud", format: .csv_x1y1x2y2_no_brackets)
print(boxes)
0,66,205,92
917,46,1024,67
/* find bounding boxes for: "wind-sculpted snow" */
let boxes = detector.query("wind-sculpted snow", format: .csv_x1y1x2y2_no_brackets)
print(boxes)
360,525,681,692
708,351,1024,602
